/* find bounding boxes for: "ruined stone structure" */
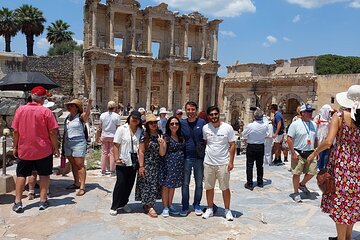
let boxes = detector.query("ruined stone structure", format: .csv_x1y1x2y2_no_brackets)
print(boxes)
0,52,26,80
221,56,360,129
83,0,222,112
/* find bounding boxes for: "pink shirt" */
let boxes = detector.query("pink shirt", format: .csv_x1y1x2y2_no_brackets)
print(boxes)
11,102,59,160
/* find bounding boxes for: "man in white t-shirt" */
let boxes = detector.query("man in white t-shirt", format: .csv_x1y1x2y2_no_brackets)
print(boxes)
202,106,236,221
97,101,121,176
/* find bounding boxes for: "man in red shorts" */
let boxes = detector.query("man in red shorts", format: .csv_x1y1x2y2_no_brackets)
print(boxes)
11,86,60,213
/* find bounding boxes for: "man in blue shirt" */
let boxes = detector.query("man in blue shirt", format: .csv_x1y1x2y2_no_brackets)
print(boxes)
180,101,206,216
270,104,285,166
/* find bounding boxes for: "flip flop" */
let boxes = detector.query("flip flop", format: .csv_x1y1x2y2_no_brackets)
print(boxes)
76,189,86,196
66,184,80,190
147,207,158,218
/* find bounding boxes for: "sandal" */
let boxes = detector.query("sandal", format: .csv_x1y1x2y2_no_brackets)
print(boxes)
76,189,86,196
65,184,80,190
147,207,158,218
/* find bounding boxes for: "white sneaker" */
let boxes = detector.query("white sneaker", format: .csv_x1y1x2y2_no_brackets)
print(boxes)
122,204,132,213
109,209,117,216
225,209,234,221
293,193,302,203
202,208,213,219
162,208,170,218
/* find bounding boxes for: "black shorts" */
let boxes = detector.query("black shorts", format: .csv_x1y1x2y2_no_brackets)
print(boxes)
16,154,53,177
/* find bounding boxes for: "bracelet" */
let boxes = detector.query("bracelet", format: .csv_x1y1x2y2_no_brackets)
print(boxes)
139,166,144,168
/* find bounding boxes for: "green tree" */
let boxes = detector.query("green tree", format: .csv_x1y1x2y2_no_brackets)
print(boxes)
47,40,83,56
0,7,19,52
316,54,360,75
46,19,74,46
15,4,46,56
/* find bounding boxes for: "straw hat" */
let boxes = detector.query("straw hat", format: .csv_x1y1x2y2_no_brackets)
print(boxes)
146,114,158,123
65,99,83,113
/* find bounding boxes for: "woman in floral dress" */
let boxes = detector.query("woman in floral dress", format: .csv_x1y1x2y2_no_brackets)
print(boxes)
135,114,166,218
160,116,185,217
307,85,360,240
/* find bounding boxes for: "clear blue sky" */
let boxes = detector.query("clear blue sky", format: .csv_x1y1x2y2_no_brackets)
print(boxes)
1,0,359,76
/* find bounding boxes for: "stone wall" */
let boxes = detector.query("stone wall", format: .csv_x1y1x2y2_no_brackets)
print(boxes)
26,51,83,98
0,53,26,80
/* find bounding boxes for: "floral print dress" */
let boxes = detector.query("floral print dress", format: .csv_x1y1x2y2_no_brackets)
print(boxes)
160,136,185,188
135,134,162,206
321,118,360,224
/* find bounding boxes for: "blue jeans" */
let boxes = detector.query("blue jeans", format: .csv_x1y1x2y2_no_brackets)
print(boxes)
317,148,330,170
181,157,204,210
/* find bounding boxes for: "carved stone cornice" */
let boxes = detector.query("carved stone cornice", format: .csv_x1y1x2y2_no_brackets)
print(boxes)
143,3,176,20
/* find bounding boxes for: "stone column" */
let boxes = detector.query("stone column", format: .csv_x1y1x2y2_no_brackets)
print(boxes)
90,61,97,106
130,66,137,108
170,20,175,56
182,71,188,106
146,67,152,111
168,69,174,111
147,17,152,54
271,91,277,104
210,74,216,105
109,11,114,49
131,14,136,52
91,3,98,47
244,95,252,125
108,64,114,101
183,23,188,58
212,28,219,61
198,72,205,111
201,25,206,60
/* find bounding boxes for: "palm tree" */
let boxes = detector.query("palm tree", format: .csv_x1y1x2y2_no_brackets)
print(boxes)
15,4,46,56
46,20,74,46
0,7,19,52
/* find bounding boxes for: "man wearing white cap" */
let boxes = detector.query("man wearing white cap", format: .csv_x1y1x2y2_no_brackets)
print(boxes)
287,103,318,203
97,101,121,176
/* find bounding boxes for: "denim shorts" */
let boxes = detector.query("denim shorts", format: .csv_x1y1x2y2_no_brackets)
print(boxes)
64,136,87,157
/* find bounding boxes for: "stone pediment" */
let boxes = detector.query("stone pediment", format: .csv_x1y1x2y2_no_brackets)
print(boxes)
144,3,174,17
106,0,140,8
184,11,208,25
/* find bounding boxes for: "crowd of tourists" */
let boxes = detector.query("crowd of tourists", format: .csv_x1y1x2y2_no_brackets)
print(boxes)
10,85,360,239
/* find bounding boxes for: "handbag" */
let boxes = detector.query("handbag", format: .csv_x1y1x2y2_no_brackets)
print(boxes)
316,169,335,194
130,130,139,171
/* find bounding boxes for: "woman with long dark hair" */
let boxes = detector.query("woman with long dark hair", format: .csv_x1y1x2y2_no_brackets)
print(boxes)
135,114,166,218
307,85,360,240
109,110,143,215
160,116,185,217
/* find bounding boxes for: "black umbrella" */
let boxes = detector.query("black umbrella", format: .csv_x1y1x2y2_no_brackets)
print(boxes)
0,72,61,91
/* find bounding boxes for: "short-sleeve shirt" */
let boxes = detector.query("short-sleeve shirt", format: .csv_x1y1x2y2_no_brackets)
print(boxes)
100,111,121,137
287,119,317,151
242,120,269,144
11,102,59,160
113,123,143,166
203,122,237,165
273,111,284,135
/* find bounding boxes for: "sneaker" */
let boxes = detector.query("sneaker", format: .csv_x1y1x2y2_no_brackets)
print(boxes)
109,209,118,216
12,202,23,213
202,208,213,219
39,201,49,210
244,183,254,191
299,184,310,195
162,208,170,218
274,160,284,166
101,171,107,176
180,208,189,217
110,172,116,177
194,205,203,216
293,193,302,203
28,192,35,200
225,209,234,221
122,204,132,213
169,205,179,215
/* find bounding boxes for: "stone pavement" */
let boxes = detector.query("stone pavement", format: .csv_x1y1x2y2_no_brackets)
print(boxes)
1,154,359,240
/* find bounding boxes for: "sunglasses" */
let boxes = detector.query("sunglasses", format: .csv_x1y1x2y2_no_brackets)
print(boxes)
209,112,219,117
148,121,158,125
177,112,183,115
170,122,179,126
66,104,76,108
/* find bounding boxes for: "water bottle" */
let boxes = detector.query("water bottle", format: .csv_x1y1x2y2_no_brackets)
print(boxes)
60,155,66,168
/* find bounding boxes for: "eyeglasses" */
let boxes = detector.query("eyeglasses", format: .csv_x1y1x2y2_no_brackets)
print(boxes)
209,112,219,117
148,121,158,125
170,122,179,126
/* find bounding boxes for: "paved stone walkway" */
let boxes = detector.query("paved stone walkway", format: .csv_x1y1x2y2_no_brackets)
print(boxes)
1,154,359,240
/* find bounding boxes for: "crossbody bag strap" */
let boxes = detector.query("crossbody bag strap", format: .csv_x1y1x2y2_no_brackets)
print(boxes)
130,128,134,153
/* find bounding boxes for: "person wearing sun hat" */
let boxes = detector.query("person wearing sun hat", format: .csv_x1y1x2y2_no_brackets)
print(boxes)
11,86,60,213
307,85,360,240
287,103,317,203
63,98,93,197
